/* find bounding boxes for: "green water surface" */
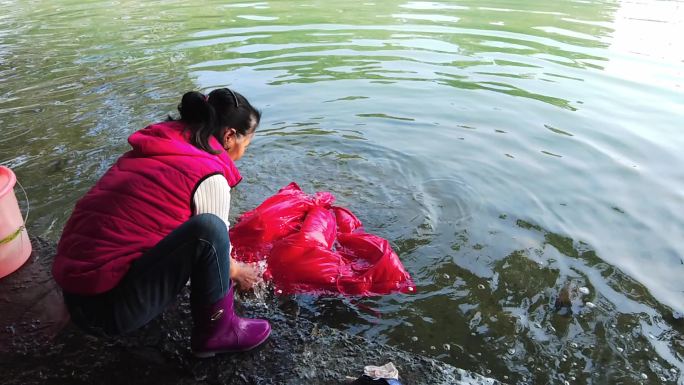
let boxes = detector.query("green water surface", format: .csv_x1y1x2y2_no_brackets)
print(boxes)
1,0,683,384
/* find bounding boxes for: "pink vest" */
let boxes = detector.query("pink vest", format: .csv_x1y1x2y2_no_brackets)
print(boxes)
52,121,242,295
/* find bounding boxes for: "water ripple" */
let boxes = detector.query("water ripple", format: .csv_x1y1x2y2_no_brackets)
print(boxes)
2,1,683,383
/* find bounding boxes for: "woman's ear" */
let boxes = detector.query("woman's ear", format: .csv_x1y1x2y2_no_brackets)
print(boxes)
221,127,237,149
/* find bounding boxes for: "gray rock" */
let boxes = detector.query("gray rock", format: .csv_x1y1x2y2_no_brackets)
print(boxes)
0,238,503,385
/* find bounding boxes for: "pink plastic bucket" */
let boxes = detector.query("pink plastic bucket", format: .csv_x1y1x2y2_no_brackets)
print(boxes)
0,166,31,279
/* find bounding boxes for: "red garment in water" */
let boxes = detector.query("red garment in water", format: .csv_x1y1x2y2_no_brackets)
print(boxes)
229,183,416,296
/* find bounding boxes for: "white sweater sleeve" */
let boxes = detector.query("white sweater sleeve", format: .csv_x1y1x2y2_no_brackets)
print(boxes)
193,174,232,230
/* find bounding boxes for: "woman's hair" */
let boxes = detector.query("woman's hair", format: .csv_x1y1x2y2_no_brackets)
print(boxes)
175,88,261,154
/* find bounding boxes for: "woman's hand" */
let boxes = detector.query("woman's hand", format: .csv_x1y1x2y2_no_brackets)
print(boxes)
229,257,259,291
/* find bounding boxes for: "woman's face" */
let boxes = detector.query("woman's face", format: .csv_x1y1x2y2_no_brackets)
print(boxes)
227,131,254,161
222,118,257,161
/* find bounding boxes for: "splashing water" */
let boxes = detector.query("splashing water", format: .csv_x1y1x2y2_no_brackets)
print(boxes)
247,260,272,306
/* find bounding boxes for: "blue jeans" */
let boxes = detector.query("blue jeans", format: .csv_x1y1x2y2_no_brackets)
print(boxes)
63,214,231,336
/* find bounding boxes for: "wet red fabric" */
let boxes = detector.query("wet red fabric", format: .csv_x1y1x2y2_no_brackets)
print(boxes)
229,182,415,296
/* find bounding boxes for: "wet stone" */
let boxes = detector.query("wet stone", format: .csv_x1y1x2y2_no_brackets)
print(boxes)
0,237,70,354
1,238,505,385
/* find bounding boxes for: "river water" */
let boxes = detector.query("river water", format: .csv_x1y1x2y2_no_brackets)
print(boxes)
1,0,683,383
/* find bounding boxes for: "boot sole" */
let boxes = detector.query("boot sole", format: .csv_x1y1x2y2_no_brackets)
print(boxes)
192,329,271,358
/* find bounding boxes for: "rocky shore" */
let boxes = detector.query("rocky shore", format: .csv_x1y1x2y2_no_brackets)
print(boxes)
0,237,501,385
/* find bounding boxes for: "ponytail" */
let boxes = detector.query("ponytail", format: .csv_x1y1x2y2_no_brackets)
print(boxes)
178,91,219,154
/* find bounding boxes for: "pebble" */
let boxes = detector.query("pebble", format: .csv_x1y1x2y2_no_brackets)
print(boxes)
570,342,578,348
549,325,556,333
671,368,678,374
430,345,436,350
564,381,570,385
617,347,624,353
411,336,419,342
443,344,451,351
579,287,590,295
408,286,414,292
640,373,648,380
660,376,667,382
507,348,515,355
477,284,486,290
585,302,596,308
443,273,450,279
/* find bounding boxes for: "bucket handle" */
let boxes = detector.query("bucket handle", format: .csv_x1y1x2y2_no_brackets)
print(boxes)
0,179,30,246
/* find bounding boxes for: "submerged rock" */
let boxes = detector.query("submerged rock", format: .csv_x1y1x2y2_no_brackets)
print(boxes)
0,238,503,385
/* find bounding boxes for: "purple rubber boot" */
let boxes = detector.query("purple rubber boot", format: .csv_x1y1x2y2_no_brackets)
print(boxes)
191,286,271,358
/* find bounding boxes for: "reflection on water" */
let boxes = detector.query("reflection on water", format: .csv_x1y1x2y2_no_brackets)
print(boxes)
1,0,683,384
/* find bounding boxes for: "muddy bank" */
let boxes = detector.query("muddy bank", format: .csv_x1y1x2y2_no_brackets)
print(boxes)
0,238,500,385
